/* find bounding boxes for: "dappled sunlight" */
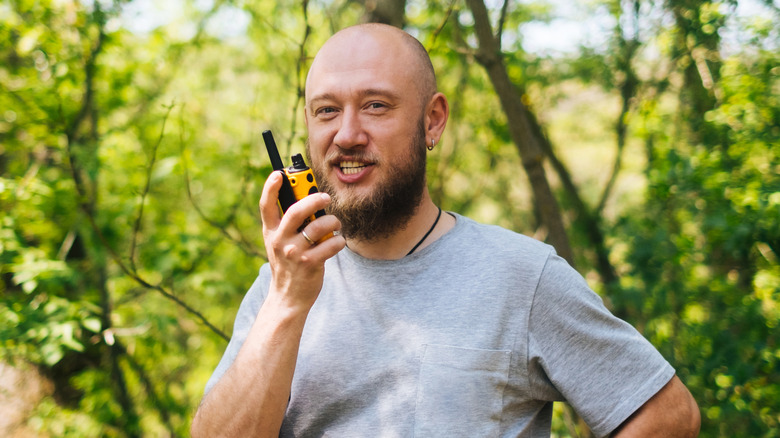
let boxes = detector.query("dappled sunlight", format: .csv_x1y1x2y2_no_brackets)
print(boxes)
1,0,777,436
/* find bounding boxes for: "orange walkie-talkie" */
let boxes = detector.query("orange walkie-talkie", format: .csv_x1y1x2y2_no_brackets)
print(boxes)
262,130,332,242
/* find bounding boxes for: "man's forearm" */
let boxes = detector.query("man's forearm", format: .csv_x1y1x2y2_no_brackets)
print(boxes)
191,297,309,438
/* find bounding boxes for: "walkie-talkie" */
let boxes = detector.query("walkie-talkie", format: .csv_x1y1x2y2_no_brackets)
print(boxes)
262,130,332,242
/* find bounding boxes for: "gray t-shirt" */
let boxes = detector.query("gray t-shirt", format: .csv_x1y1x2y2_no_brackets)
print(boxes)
205,213,674,437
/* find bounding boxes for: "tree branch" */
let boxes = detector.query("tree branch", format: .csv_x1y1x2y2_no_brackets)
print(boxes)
115,340,177,436
597,0,640,215
63,34,231,342
430,0,457,45
286,0,312,155
178,115,265,260
130,102,176,272
497,0,510,45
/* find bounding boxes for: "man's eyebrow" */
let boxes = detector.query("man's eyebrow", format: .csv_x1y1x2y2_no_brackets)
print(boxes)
357,88,401,101
307,88,401,107
308,93,337,107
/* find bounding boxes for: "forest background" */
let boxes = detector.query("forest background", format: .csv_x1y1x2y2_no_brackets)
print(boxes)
1,0,778,436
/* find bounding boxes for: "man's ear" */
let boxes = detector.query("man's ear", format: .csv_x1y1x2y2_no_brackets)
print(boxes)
425,92,449,146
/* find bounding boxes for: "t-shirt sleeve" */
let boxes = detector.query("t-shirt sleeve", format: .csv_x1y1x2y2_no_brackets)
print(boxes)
526,252,675,438
203,265,271,396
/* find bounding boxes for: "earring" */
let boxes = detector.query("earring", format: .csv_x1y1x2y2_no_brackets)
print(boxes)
427,138,435,151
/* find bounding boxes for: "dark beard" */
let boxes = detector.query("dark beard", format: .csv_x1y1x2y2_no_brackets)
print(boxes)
308,123,427,243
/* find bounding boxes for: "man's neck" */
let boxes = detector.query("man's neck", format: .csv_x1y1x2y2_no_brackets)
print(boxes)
344,193,455,260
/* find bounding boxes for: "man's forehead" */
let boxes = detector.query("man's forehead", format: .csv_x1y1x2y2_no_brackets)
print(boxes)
311,33,405,73
306,42,411,98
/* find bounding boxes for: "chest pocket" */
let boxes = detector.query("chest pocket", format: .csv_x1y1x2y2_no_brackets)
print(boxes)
414,344,511,437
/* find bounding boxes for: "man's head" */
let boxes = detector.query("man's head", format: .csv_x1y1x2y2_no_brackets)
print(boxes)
304,24,449,242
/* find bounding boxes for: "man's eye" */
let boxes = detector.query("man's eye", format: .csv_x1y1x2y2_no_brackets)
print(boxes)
316,107,336,116
367,102,386,110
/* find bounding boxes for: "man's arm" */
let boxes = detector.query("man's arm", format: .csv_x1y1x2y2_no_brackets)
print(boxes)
191,172,344,437
611,375,700,438
191,297,309,437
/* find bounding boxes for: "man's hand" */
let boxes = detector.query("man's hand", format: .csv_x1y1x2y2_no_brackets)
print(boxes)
259,171,345,312
611,375,700,437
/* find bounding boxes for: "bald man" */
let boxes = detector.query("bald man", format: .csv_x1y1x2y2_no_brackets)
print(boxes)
192,24,700,437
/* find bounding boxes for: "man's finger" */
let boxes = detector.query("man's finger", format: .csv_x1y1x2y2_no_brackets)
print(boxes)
259,171,284,231
278,192,332,236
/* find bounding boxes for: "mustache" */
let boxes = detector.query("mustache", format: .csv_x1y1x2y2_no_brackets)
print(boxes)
323,148,379,165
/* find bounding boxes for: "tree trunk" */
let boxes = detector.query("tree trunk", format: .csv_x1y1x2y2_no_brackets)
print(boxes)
359,0,406,28
529,108,618,286
464,0,575,266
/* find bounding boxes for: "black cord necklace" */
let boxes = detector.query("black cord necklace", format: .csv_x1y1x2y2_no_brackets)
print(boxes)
406,207,442,256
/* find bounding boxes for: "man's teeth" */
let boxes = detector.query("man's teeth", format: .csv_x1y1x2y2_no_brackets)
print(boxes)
340,161,367,175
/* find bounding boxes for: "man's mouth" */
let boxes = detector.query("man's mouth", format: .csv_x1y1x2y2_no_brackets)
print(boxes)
339,161,370,175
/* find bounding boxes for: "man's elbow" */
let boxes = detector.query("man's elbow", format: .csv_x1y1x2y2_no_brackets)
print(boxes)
682,390,701,438
654,377,701,438
612,375,701,437
674,378,701,438
191,403,207,438
191,397,221,438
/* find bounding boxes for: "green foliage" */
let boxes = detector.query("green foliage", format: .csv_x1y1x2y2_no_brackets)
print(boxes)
2,0,269,434
614,30,779,438
1,0,777,436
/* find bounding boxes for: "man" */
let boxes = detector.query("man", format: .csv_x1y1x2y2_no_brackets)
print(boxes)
192,23,700,437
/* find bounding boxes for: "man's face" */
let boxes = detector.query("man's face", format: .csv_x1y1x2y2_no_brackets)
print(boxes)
304,30,430,241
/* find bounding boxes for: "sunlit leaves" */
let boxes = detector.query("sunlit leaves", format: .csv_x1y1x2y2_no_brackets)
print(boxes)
614,11,779,434
1,0,778,436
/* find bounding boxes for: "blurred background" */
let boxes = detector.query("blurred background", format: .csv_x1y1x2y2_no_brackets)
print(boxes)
0,0,777,436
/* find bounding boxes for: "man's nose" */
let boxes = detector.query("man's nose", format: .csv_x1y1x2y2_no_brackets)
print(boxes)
333,109,368,149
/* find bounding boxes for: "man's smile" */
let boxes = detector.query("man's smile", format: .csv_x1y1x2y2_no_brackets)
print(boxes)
339,161,370,175
327,155,377,183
